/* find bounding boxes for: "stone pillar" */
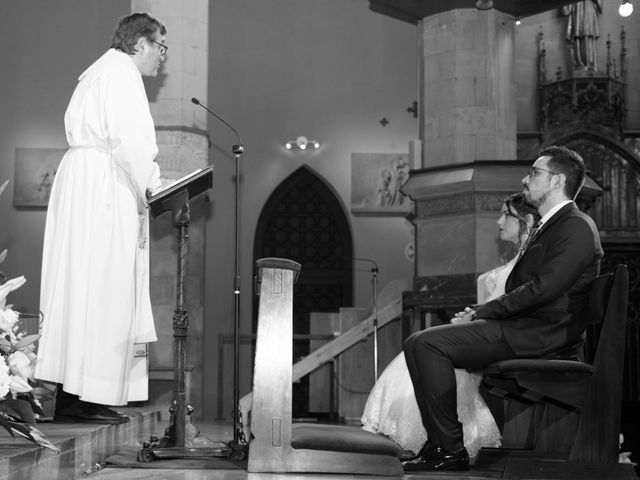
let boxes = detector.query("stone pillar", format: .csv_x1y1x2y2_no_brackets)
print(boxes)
403,163,527,301
404,9,520,311
132,0,210,419
419,9,516,167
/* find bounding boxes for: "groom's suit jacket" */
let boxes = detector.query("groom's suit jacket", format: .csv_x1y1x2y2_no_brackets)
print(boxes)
474,202,603,357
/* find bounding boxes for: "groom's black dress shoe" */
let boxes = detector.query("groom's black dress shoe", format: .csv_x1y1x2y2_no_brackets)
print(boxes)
402,446,469,472
399,441,438,461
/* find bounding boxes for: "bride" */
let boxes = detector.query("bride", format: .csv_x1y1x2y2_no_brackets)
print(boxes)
361,193,540,461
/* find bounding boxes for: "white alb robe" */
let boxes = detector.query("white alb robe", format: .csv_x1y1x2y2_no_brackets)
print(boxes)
35,49,161,405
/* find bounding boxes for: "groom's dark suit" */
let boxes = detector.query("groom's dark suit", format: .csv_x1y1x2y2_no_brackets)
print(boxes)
403,202,603,453
475,202,603,356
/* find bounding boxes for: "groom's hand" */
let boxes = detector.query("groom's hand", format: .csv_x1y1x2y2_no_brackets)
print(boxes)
451,307,476,323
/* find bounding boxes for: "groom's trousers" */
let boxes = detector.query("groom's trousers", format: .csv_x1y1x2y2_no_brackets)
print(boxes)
403,319,518,453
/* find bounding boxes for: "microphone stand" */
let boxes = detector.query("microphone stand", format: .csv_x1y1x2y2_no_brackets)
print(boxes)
191,98,247,458
231,141,244,454
352,258,380,380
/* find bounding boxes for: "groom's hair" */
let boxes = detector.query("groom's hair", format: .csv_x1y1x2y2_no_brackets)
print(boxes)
538,145,586,200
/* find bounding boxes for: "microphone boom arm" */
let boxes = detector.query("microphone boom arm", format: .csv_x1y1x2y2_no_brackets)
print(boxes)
191,97,244,153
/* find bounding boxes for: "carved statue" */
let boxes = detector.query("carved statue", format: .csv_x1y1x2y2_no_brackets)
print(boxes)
562,0,604,71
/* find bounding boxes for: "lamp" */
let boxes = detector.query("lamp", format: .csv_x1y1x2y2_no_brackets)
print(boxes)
285,136,320,151
475,0,494,10
619,0,633,16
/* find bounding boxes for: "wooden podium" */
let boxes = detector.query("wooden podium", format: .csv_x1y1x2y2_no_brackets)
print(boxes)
137,167,222,461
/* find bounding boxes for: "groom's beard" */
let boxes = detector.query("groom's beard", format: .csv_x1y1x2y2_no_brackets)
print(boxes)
523,188,549,209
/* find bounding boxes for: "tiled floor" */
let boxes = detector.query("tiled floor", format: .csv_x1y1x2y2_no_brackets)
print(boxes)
89,420,490,480
0,413,636,480
83,419,640,480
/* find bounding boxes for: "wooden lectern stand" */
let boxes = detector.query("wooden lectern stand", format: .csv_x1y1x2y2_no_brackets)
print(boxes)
137,167,221,462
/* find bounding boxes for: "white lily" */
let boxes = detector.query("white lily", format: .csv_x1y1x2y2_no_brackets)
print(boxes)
8,375,32,395
0,276,26,308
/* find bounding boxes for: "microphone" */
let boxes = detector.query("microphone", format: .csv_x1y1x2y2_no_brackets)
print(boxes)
346,257,379,273
191,97,244,154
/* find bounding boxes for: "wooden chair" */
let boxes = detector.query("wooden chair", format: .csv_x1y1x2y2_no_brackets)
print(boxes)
482,264,629,463
247,258,404,475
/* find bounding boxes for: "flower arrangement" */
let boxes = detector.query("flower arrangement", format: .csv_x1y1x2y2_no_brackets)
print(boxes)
0,179,57,452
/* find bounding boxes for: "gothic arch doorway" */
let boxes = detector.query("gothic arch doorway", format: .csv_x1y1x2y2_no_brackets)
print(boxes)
253,166,353,416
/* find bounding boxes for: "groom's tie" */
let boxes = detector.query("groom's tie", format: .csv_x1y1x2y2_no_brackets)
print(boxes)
518,220,542,259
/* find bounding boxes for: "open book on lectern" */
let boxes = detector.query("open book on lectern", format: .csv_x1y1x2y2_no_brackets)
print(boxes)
147,166,213,218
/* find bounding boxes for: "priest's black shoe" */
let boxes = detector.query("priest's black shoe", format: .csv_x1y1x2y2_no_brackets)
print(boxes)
55,386,129,424
402,446,469,472
55,400,129,425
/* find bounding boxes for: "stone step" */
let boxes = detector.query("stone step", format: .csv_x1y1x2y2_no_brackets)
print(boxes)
0,408,160,480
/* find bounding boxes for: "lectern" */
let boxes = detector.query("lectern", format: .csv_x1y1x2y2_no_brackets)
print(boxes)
137,167,221,461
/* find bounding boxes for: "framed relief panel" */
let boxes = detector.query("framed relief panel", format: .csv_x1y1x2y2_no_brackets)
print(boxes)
350,152,414,215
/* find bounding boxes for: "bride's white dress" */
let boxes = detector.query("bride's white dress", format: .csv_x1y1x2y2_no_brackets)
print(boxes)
361,258,517,459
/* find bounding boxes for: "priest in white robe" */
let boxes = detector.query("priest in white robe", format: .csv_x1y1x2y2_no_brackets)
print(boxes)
35,12,167,423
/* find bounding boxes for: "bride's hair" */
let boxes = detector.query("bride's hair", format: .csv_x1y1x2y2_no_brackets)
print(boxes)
503,193,541,258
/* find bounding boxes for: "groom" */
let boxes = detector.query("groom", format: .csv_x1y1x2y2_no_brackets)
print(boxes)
402,145,603,471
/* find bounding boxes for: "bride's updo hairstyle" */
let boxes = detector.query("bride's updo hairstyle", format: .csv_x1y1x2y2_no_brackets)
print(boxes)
504,192,541,254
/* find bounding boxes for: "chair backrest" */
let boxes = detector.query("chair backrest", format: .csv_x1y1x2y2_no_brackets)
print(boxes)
581,270,613,363
583,265,628,366
586,271,614,326
590,265,629,369
571,264,629,462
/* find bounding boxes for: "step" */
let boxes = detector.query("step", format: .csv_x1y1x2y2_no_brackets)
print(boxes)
0,407,160,480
